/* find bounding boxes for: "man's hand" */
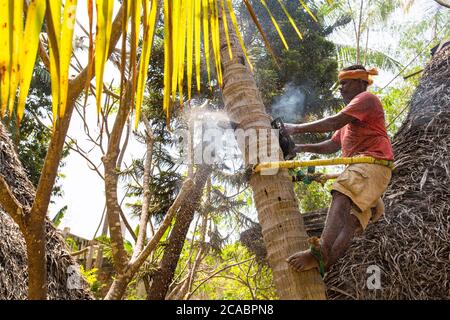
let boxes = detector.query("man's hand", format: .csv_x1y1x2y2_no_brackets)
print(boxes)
294,144,304,153
284,113,356,135
283,123,299,135
294,140,340,155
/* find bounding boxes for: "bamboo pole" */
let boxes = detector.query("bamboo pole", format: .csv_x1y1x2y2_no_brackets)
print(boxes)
253,156,394,173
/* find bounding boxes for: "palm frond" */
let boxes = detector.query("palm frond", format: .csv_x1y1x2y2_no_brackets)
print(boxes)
4,0,335,125
336,43,403,72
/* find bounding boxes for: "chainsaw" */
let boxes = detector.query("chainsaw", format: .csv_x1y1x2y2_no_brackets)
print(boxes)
271,117,297,160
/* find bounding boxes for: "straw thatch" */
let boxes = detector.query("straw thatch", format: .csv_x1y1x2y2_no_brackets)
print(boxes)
0,122,92,299
325,45,450,299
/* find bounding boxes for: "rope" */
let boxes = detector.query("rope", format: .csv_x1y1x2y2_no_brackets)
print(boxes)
310,244,325,278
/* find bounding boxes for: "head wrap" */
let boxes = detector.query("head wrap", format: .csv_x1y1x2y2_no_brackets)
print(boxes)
338,67,379,85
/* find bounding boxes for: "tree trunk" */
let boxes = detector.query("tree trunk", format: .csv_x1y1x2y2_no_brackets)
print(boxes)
147,165,212,300
218,6,326,299
183,211,209,300
104,174,195,299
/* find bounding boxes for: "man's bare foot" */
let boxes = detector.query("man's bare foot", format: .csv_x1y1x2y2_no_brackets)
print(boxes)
286,249,319,272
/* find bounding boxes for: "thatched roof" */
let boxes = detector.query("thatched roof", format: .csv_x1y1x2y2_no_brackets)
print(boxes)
0,123,92,299
326,45,450,299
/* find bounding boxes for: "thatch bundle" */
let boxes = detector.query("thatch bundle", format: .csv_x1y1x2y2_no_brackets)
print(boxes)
326,46,450,299
0,123,92,299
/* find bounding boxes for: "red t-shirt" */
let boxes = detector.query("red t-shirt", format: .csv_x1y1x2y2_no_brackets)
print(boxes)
331,91,394,161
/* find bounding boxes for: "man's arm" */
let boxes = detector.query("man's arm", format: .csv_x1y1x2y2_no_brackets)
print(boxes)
295,139,340,155
284,112,356,135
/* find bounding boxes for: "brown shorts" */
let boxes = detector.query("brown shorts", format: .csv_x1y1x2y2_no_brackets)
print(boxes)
331,163,392,231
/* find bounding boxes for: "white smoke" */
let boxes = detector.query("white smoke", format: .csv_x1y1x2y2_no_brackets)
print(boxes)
271,83,306,123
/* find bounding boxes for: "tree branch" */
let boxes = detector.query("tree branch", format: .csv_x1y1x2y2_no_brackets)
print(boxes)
117,118,131,168
131,178,194,268
104,177,194,299
0,176,25,222
119,206,137,242
102,79,134,274
131,114,154,259
434,0,450,8
188,257,255,299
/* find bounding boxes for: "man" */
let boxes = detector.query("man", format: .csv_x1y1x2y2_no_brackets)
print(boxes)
284,65,394,275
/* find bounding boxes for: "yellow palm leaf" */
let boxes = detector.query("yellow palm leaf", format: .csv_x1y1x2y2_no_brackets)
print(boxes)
177,0,187,106
243,0,278,68
278,0,302,41
202,0,211,89
298,0,318,23
163,0,172,122
194,0,201,92
227,0,254,70
259,0,289,50
118,0,130,115
7,0,23,117
47,0,62,124
59,0,78,119
186,0,194,100
129,0,141,113
220,0,232,60
0,0,12,117
209,0,222,86
83,0,94,108
17,0,46,124
135,0,158,129
95,0,114,115
170,0,180,101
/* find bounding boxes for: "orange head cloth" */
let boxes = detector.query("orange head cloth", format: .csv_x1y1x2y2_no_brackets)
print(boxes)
338,67,379,85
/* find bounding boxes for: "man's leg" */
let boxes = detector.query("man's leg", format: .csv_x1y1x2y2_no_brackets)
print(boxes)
287,191,352,272
326,206,361,268
321,191,353,266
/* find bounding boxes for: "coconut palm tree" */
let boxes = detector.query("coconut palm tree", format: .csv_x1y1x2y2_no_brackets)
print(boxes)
217,7,326,299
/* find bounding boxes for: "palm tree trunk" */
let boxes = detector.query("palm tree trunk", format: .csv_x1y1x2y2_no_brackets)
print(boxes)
147,165,212,300
218,6,326,299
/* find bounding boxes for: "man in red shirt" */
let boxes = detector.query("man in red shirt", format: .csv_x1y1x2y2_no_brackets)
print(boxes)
284,65,394,275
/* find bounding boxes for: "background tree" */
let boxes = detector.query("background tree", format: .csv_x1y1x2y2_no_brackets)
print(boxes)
243,0,343,120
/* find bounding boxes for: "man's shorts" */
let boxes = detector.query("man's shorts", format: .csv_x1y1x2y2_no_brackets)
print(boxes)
331,163,392,231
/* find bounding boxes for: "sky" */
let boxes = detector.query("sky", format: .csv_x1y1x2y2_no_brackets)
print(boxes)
48,0,447,240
